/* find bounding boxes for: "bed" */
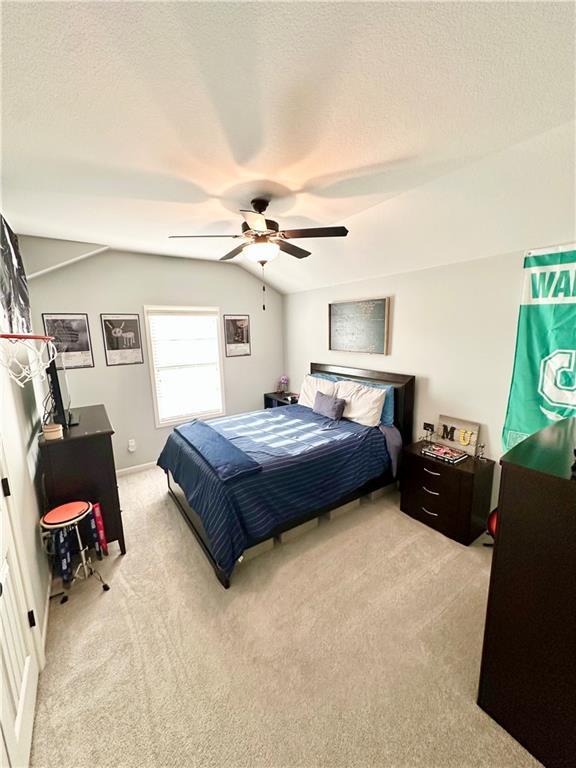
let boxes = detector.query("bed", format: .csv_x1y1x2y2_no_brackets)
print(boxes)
158,363,415,587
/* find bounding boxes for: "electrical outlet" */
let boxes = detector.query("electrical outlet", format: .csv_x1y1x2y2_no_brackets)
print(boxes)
128,439,136,453
423,422,434,433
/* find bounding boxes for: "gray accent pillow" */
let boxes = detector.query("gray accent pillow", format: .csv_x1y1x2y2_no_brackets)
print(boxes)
313,391,346,421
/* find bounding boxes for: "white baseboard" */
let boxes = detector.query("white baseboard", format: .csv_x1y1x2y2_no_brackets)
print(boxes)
116,461,157,477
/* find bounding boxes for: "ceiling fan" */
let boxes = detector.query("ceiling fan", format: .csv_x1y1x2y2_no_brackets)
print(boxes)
169,198,348,263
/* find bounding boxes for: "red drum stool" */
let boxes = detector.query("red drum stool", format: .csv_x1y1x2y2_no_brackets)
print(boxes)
487,509,498,539
483,508,498,547
41,501,110,593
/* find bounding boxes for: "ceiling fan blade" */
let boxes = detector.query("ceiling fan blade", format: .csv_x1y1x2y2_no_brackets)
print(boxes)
280,226,349,239
220,243,248,261
278,240,311,259
240,210,268,233
169,234,241,239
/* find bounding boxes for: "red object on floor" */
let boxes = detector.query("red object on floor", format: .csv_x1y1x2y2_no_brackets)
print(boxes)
92,502,108,555
487,509,498,539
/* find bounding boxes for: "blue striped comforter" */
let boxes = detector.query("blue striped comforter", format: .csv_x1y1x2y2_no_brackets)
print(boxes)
157,405,391,577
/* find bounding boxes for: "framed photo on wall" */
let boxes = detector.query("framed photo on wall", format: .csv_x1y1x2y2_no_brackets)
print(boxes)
42,313,94,369
224,314,251,357
329,297,391,354
100,313,144,366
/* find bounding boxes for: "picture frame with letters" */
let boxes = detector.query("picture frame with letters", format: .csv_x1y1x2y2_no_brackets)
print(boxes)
436,414,480,457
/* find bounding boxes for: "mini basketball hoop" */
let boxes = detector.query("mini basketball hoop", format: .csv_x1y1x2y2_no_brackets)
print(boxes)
0,333,58,388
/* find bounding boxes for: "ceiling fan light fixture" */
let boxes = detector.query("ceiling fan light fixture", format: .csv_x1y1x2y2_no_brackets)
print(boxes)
170,198,349,262
243,241,280,264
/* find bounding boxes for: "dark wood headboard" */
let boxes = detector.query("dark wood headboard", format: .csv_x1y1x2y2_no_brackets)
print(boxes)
310,363,415,445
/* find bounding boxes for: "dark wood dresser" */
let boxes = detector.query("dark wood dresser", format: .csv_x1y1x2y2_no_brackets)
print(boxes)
39,404,126,554
400,441,494,544
478,418,576,768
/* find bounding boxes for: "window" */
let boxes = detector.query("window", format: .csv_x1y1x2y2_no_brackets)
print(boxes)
145,306,225,427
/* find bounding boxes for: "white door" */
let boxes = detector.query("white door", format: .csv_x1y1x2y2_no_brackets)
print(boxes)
0,460,39,767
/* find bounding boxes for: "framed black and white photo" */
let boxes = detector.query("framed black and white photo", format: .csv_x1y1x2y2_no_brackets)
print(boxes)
42,313,94,369
224,315,251,357
100,314,144,366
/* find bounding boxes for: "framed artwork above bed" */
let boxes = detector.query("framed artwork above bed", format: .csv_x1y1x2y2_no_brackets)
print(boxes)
329,297,391,354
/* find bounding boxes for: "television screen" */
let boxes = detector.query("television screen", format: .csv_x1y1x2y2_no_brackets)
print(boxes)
56,358,71,412
46,357,75,427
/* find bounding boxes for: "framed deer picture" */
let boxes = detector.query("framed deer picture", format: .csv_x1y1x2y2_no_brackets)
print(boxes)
100,313,144,366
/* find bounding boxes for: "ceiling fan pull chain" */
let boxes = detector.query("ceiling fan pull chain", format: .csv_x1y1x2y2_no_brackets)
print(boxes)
260,261,266,311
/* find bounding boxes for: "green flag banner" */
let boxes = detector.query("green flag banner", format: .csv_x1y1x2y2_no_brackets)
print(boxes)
502,246,576,451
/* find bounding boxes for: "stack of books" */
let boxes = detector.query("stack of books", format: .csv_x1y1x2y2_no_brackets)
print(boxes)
421,442,469,464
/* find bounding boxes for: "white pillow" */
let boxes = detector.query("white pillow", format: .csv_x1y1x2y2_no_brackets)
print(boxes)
298,375,337,407
335,380,386,427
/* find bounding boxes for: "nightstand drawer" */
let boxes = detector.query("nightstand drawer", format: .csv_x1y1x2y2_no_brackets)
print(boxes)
419,456,459,486
403,453,461,506
401,484,462,537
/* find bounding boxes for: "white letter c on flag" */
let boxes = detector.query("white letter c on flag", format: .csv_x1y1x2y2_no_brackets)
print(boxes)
538,349,576,410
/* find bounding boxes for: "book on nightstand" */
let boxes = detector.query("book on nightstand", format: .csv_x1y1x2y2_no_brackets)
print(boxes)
421,442,468,464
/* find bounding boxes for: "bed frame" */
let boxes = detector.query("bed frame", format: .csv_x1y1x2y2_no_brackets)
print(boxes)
166,363,415,588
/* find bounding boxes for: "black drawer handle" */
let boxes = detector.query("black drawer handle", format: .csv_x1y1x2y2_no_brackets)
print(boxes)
422,506,439,517
423,467,441,477
422,485,440,496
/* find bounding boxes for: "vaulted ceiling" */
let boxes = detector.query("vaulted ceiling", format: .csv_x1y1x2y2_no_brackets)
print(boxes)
2,2,574,292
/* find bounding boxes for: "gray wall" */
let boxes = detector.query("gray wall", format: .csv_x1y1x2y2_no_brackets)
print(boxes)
28,250,284,469
285,252,524,505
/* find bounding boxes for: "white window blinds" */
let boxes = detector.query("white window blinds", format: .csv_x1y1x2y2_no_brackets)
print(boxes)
145,307,225,426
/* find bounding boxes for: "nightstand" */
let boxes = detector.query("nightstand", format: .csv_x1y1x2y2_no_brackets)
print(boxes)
263,392,298,408
399,441,494,545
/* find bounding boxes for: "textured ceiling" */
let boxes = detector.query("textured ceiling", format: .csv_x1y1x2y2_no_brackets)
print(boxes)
2,1,574,292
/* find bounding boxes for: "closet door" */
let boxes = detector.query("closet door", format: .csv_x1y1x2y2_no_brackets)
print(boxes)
0,452,39,767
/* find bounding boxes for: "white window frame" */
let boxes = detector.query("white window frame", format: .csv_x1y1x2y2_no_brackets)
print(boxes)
144,305,226,428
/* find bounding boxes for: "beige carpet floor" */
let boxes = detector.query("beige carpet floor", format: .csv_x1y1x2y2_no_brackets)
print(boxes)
30,468,540,768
